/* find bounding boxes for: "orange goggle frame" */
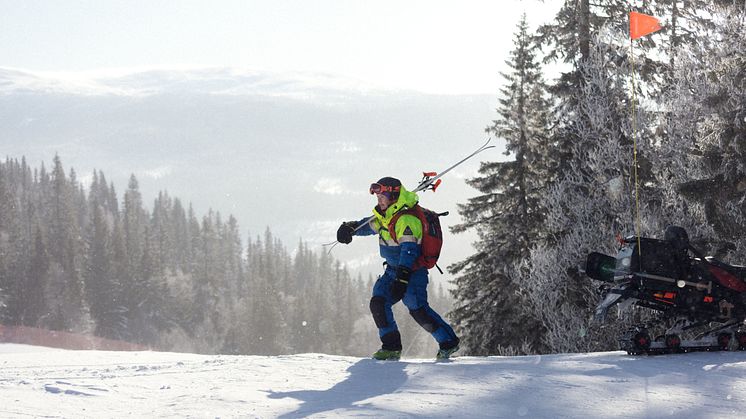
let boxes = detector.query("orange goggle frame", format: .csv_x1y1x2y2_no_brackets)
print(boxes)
369,183,400,195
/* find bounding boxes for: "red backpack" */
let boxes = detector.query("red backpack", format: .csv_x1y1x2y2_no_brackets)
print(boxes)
388,204,448,273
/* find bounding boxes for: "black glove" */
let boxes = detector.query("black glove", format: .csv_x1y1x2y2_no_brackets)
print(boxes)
391,266,412,301
336,221,357,244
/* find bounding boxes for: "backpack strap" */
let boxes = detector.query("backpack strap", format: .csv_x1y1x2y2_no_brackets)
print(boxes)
387,205,421,245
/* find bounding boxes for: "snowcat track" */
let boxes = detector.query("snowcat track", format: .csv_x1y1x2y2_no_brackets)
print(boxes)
620,328,746,355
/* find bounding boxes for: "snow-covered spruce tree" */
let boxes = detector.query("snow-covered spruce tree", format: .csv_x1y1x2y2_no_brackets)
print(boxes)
522,29,662,353
330,261,362,355
45,156,89,331
244,230,286,355
118,176,173,345
655,6,746,259
450,15,553,356
648,0,731,83
84,197,123,339
83,171,127,339
0,164,11,320
24,228,50,326
537,0,722,91
536,0,641,101
0,161,22,324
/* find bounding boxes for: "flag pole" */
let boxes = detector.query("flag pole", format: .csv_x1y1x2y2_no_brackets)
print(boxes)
627,10,662,261
629,36,643,259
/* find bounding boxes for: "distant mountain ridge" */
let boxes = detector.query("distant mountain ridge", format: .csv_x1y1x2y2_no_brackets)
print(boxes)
0,66,498,278
0,66,395,99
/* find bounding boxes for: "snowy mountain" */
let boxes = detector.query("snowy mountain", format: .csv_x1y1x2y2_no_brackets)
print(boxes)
0,67,390,98
0,67,499,278
2,343,745,418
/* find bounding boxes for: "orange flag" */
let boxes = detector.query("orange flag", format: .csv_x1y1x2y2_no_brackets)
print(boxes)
629,11,662,40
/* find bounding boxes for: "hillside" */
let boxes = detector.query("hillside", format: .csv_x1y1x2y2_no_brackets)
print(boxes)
1,344,745,418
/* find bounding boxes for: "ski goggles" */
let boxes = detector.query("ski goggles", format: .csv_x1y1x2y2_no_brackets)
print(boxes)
369,183,400,195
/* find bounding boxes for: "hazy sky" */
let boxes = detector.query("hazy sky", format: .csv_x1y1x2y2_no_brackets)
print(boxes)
0,0,560,94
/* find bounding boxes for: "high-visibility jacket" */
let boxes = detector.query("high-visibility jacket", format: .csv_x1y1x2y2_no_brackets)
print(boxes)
354,185,423,270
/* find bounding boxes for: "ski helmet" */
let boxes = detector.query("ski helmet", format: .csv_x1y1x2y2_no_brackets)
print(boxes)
369,177,401,201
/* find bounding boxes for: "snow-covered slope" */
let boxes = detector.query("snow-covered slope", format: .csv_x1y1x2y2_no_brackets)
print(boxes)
1,344,745,418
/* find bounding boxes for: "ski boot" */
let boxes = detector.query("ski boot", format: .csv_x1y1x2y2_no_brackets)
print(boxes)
372,349,401,361
436,345,459,360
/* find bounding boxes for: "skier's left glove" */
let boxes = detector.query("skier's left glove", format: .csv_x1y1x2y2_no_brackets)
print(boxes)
391,266,411,301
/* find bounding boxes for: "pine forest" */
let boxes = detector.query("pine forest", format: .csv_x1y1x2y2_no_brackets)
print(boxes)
0,157,451,356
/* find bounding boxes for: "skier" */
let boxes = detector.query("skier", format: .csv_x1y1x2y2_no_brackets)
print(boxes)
336,176,460,360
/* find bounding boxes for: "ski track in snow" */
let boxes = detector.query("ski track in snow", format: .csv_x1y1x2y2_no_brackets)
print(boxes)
1,344,746,418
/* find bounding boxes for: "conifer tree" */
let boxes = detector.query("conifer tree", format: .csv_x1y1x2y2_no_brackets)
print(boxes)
84,171,125,339
123,175,146,274
650,0,739,78
188,212,224,350
45,155,87,331
535,0,653,177
286,240,314,352
84,203,123,338
170,197,191,271
132,225,172,344
523,26,670,352
20,227,49,326
656,6,746,257
244,232,285,355
329,261,357,354
0,165,16,322
519,1,738,353
120,174,172,344
450,14,552,355
220,215,244,302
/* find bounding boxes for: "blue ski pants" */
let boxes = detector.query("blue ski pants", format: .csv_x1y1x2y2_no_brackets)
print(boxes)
370,265,458,348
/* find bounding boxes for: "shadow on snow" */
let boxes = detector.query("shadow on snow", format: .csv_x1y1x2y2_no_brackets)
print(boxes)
267,358,408,418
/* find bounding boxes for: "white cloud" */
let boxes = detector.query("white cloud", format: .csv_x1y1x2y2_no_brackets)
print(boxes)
142,165,173,180
332,141,361,154
313,177,346,195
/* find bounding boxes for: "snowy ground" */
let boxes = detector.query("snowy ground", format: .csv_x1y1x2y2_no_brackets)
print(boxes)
2,344,746,418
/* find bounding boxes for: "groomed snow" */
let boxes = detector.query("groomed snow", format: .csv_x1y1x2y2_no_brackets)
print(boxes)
1,344,745,418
